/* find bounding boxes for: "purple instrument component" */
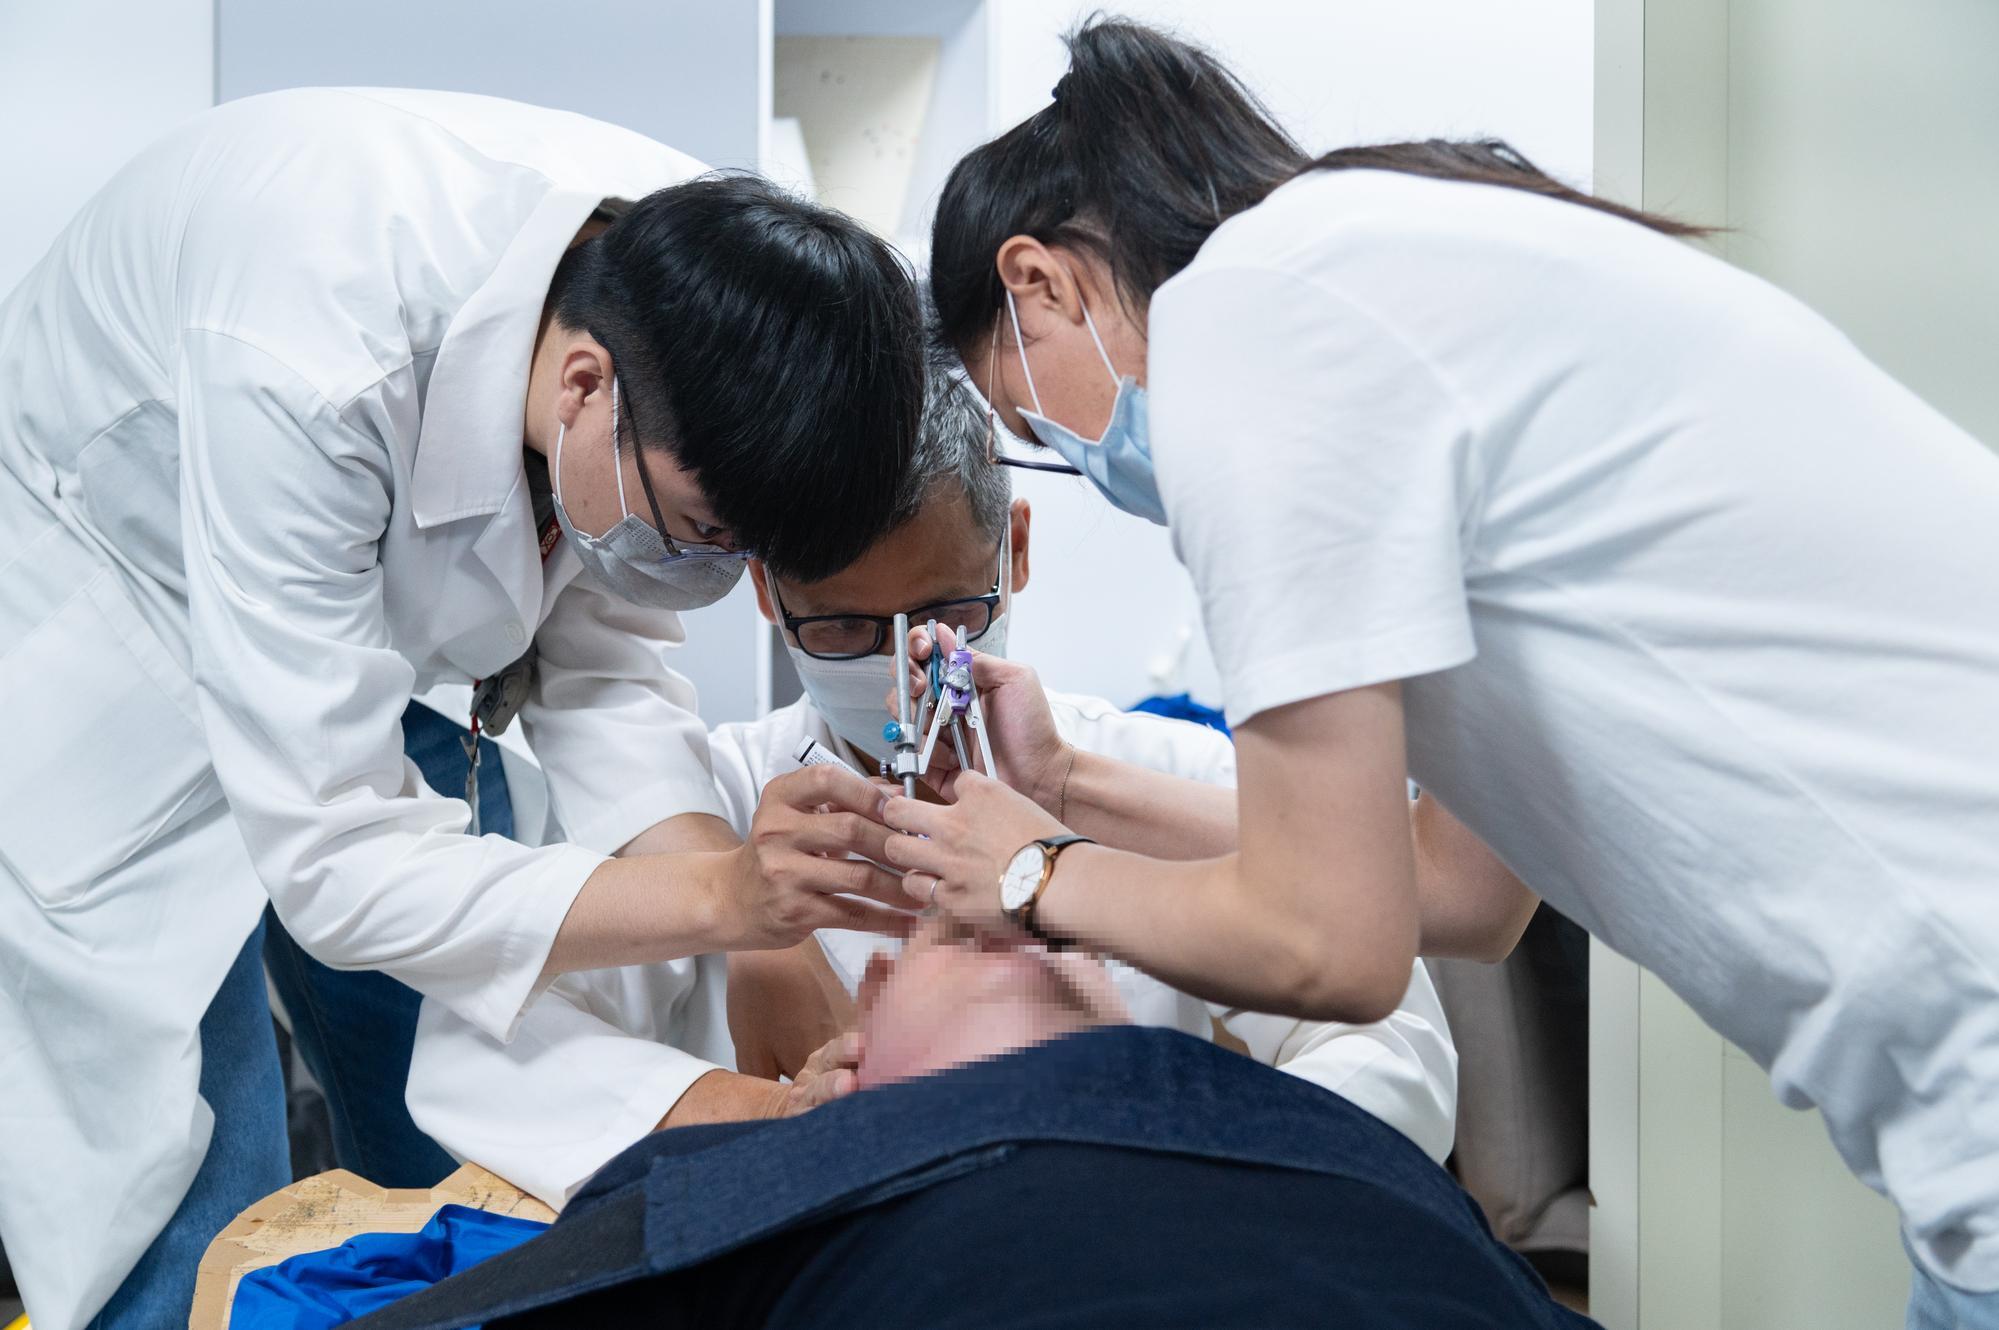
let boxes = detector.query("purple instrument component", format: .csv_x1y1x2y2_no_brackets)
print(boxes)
918,623,1000,782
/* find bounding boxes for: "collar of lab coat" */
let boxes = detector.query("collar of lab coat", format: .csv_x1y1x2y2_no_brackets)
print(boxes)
407,185,604,532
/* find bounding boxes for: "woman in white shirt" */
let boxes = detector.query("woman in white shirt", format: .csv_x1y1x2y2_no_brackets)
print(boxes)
886,19,1999,1325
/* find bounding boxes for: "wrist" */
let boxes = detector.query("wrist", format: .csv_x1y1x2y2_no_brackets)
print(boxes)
1030,840,1102,945
1030,742,1079,818
687,848,751,952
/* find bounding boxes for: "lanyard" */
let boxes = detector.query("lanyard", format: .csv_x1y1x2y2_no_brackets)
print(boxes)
463,512,562,834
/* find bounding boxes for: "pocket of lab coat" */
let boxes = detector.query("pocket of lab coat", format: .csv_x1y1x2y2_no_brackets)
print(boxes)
0,546,216,907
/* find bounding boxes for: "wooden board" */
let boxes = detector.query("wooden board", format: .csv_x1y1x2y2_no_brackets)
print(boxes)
190,1164,556,1330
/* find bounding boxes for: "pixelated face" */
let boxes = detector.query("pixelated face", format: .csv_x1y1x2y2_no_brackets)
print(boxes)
854,917,1128,1088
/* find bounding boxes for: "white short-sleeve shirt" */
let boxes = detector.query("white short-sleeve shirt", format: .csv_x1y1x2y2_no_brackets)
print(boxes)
1148,168,1999,1288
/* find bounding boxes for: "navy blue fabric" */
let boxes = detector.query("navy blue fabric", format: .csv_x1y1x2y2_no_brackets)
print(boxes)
1128,691,1231,735
349,1027,1599,1330
90,920,291,1329
232,1205,546,1329
262,700,512,1189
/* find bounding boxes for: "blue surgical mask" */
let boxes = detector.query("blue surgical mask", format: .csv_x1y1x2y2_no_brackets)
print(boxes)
551,376,749,611
1007,291,1166,526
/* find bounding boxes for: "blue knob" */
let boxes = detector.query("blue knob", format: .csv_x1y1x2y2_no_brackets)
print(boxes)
882,721,903,745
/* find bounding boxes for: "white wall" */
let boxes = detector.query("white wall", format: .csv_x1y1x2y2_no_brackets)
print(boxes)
983,1,1595,709
0,0,213,294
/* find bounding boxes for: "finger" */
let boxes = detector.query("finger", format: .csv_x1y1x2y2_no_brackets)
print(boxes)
906,624,934,665
820,895,920,938
770,763,891,818
790,811,894,863
900,870,941,908
879,833,953,879
880,795,950,838
827,856,920,909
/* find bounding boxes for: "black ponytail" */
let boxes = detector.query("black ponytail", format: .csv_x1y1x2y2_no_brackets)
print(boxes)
930,15,1706,359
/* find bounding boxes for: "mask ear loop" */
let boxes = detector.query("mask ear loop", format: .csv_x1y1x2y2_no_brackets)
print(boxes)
1078,301,1121,384
607,376,633,519
1005,291,1045,416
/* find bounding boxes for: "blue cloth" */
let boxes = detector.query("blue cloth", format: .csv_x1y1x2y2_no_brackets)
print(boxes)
349,1026,1597,1330
263,700,514,1188
1908,1239,1999,1329
232,1206,547,1329
89,921,292,1330
1128,690,1231,735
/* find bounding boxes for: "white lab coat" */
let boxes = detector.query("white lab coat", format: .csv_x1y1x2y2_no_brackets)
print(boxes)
408,694,1458,1209
0,90,729,1328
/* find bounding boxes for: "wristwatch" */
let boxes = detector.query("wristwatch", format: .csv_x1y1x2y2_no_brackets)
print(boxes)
999,835,1094,945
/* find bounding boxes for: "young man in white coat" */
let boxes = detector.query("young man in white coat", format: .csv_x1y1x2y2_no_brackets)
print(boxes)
0,89,922,1328
406,370,1457,1209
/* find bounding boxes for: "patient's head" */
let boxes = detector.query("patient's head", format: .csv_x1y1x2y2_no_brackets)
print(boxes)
855,917,1129,1088
750,366,1034,763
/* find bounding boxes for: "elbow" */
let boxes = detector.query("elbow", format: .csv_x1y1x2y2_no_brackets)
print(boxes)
1270,940,1413,1025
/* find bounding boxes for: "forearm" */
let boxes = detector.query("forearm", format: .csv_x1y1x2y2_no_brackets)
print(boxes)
1054,749,1237,859
655,1067,786,1128
1410,794,1538,961
538,813,744,981
1033,844,1417,1023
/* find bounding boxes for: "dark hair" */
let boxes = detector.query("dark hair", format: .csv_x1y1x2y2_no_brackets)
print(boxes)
883,349,1012,543
930,17,1705,357
551,173,923,581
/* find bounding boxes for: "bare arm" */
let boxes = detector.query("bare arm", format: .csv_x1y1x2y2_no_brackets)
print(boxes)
885,686,1422,1023
540,768,915,981
1411,791,1538,960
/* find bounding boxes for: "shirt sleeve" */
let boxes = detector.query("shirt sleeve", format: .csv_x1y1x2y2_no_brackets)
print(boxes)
1215,960,1459,1164
177,329,604,1042
1148,265,1482,728
406,967,726,1210
522,574,730,855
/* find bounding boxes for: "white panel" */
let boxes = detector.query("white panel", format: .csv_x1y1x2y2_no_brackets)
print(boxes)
772,0,988,258
0,0,214,294
1728,0,1999,450
991,0,1595,186
216,0,765,169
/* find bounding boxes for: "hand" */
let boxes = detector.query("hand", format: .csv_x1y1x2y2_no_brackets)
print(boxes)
774,1030,864,1117
887,624,1073,811
713,765,916,950
879,770,1071,930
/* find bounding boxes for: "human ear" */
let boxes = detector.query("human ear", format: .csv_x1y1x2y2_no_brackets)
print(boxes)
995,236,1081,330
1008,499,1032,594
748,559,777,624
554,336,612,429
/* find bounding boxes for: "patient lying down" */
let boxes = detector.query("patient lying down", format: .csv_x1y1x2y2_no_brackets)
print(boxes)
355,923,1595,1330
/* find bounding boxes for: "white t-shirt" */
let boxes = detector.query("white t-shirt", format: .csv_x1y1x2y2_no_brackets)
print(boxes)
408,692,1457,1208
1148,168,1999,1288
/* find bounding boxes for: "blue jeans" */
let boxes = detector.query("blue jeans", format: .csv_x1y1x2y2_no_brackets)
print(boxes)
87,920,291,1329
97,701,513,1322
1909,1247,1999,1329
263,701,512,1187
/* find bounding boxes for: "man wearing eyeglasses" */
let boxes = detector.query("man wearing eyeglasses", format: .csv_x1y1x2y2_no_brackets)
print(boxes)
405,370,1456,1211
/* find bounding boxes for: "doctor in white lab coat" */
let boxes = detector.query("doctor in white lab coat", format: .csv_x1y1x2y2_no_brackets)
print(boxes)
406,371,1457,1209
0,88,921,1329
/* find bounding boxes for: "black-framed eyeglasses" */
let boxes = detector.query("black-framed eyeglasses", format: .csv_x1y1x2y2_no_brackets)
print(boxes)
773,539,1007,661
622,382,752,562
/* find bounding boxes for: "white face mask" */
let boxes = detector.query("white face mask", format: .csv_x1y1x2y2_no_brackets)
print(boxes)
551,376,750,611
779,530,1013,764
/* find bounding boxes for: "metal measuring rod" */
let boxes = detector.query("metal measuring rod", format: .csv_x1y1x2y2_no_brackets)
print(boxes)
884,611,924,799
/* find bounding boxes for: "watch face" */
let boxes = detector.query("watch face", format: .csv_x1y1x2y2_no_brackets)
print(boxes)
1000,844,1048,913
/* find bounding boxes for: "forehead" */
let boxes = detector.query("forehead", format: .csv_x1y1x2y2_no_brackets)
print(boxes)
779,491,998,617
